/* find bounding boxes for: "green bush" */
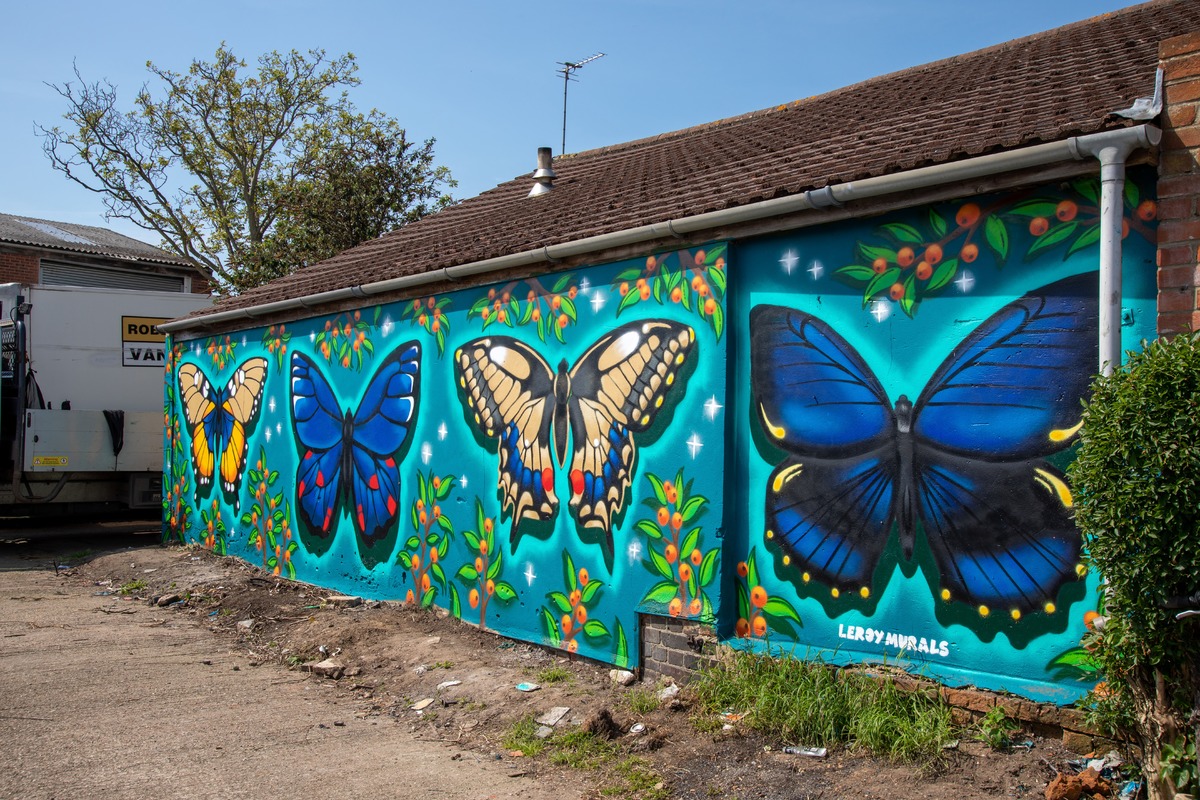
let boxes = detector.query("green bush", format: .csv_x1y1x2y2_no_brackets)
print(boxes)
1068,333,1200,800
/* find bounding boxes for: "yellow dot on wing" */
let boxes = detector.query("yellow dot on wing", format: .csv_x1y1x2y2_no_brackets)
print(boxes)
859,587,870,599
802,572,811,583
940,588,951,602
831,588,840,599
765,529,774,540
1044,602,1056,614
782,555,790,566
978,605,990,617
1075,564,1087,577
1010,609,1021,621
1049,419,1084,442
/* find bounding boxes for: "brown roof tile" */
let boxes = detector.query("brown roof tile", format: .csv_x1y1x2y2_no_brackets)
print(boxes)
208,0,1199,317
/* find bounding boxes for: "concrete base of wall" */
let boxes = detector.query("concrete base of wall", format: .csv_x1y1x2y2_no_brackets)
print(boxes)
639,613,1103,752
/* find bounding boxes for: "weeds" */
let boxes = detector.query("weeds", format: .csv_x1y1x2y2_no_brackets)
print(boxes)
624,687,661,715
538,665,573,685
599,757,669,799
549,730,618,768
975,706,1019,750
502,715,547,757
118,579,148,595
688,650,955,767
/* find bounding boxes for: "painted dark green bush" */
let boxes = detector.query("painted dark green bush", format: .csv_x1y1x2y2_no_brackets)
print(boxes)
1069,333,1200,800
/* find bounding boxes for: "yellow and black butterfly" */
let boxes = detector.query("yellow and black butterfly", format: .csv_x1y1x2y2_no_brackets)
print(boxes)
454,319,696,548
178,358,268,502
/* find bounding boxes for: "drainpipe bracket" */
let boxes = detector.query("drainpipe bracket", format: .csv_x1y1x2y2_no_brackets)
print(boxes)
804,186,843,209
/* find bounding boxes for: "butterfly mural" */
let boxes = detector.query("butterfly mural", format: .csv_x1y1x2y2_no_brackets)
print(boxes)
454,319,696,548
750,272,1098,619
178,357,269,502
290,342,421,543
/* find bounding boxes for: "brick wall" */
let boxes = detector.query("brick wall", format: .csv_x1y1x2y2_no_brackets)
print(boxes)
0,251,39,285
640,614,718,683
1158,31,1200,335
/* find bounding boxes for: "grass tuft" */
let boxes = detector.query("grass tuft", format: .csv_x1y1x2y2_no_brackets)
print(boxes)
689,650,955,768
502,715,547,757
624,687,661,715
537,665,573,684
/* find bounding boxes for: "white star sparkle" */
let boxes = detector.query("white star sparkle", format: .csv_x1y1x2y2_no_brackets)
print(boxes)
687,433,703,459
268,397,277,414
626,540,643,566
807,260,824,280
590,291,607,313
870,301,891,323
524,562,537,586
309,331,316,343
779,249,800,275
420,442,432,464
241,336,247,347
381,316,394,337
460,475,468,489
955,271,975,293
704,395,723,421
437,422,448,441
276,422,282,435
264,427,272,443
579,277,591,295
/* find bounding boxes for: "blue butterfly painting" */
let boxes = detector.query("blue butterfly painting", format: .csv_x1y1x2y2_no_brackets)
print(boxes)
750,272,1098,619
178,357,268,503
290,343,421,543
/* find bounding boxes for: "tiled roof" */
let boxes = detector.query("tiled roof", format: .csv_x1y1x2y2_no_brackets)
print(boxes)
0,213,196,268
211,0,1199,317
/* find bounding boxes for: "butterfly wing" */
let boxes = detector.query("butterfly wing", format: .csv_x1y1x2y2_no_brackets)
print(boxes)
291,352,347,538
348,342,421,542
766,450,898,597
216,357,268,499
911,273,1097,614
454,336,559,531
751,305,899,593
914,271,1099,458
566,320,696,538
178,362,219,493
750,305,894,458
915,449,1079,616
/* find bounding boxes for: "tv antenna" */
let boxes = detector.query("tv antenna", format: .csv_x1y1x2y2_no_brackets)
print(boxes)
558,52,605,155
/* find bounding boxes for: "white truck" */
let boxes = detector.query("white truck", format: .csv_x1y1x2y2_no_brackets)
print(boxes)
0,283,210,515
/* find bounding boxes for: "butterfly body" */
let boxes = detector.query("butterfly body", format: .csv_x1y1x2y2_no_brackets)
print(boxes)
177,357,268,501
455,319,696,546
752,273,1098,618
291,343,420,543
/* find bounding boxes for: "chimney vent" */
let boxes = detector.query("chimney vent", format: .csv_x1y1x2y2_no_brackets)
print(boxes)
528,147,556,197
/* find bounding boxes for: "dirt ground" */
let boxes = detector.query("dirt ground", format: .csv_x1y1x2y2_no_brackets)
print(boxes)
1,524,1102,800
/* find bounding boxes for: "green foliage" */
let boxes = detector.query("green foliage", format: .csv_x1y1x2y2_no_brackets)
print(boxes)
501,716,547,758
40,44,454,292
624,687,661,715
975,706,1019,750
537,665,573,685
1068,334,1200,742
688,651,955,767
1161,736,1197,794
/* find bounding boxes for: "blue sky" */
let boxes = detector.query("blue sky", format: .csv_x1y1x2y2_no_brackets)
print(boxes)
1,0,1138,245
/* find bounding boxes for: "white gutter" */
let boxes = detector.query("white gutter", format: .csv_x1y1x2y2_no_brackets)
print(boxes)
160,124,1162,352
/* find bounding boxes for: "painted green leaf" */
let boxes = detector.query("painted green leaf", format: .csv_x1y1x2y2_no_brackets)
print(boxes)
449,585,461,619
642,580,679,605
1065,224,1102,259
456,564,479,582
635,518,663,541
437,515,454,535
1025,221,1078,260
431,562,446,587
582,619,611,641
519,300,533,325
863,267,901,305
709,265,727,296
984,216,1009,263
736,580,750,622
1073,178,1100,204
541,608,562,645
900,274,916,318
563,550,577,591
420,587,437,608
746,547,759,588
680,495,706,524
486,554,502,582
763,596,803,624
1123,180,1139,210
552,272,572,293
614,621,629,669
463,529,480,551
427,532,440,548
680,527,701,559
1049,647,1099,670
681,284,692,312
858,243,897,263
928,209,947,239
646,473,668,506
494,582,518,602
646,548,675,581
704,243,727,264
836,264,876,283
712,302,725,341
417,472,428,504
436,476,455,500
1008,200,1058,218
879,222,924,243
926,258,959,292
553,318,566,344
581,579,603,605
699,548,719,587
548,591,572,615
652,275,663,304
405,535,421,550
700,593,714,623
286,541,298,555
560,296,578,323
397,552,413,569
615,267,642,283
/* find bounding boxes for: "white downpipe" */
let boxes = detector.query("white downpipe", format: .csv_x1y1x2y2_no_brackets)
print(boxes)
160,124,1161,337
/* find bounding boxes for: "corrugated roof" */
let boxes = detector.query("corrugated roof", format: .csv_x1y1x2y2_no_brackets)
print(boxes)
208,0,1200,318
0,213,196,268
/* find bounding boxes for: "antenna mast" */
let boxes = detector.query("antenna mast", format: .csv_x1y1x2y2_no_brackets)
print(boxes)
558,52,605,156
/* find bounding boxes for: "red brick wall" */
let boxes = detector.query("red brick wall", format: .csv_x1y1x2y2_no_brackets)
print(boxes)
1158,31,1200,335
0,251,39,285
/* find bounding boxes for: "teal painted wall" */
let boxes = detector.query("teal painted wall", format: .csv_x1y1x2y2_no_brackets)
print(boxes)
165,247,729,667
164,169,1158,702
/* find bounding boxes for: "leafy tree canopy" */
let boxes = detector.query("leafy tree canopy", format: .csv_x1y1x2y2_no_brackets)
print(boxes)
40,45,455,292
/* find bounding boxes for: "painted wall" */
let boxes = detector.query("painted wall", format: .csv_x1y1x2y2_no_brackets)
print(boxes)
164,247,729,667
164,168,1158,703
727,168,1158,702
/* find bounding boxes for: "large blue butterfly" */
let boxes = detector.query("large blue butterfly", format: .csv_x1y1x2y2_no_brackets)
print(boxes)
290,343,421,543
178,357,268,503
750,272,1098,619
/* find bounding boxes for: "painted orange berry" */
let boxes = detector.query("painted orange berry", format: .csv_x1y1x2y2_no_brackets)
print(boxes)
694,250,706,266
639,286,651,301
691,275,703,291
479,539,489,555
668,597,684,616
486,579,495,596
474,557,483,573
664,544,678,564
657,507,670,527
671,511,683,531
670,287,683,303
552,296,562,311
1029,217,1050,236
566,639,578,654
1121,218,1130,239
889,283,905,301
1136,199,1157,221
1055,200,1078,222
419,511,428,527
561,614,573,635
690,548,703,566
735,617,751,637
956,202,982,227
412,553,421,571
896,247,915,267
961,243,979,263
923,244,943,266
421,573,431,592
619,282,629,296
432,476,441,490
417,499,425,511
752,616,768,636
646,256,657,270
872,257,888,275
678,564,692,583
557,314,569,329
664,482,678,505
484,518,494,535
688,598,702,616
432,505,441,519
578,568,589,586
568,286,578,299
429,548,438,564
528,290,537,302
1084,610,1101,629
569,589,582,606
704,298,717,315
574,604,587,624
750,585,768,608
497,309,507,323
915,261,933,281
736,561,749,577
468,588,480,609
405,589,416,604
